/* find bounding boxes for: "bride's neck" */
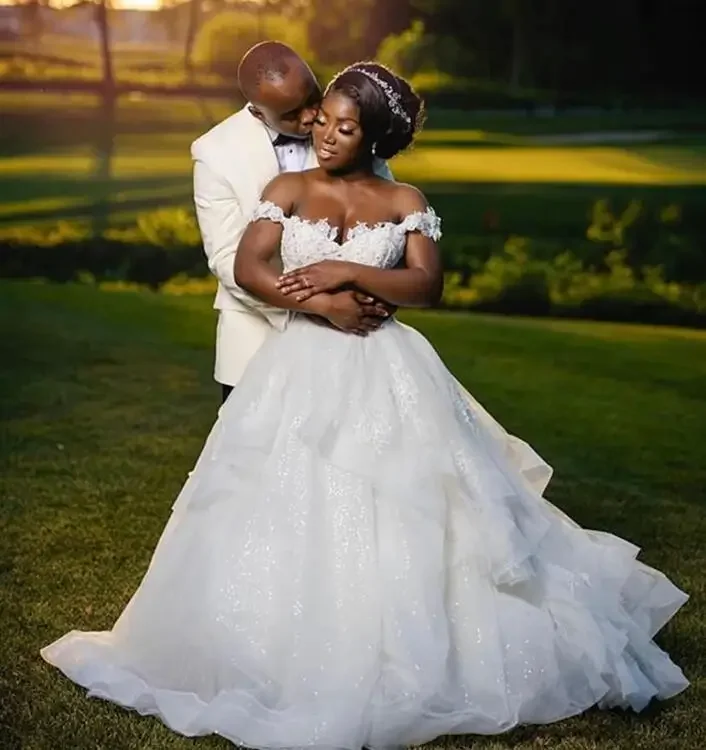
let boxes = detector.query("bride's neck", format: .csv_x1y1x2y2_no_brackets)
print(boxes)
324,155,375,182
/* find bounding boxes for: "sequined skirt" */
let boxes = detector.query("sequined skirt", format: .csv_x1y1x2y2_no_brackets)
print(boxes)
41,317,689,748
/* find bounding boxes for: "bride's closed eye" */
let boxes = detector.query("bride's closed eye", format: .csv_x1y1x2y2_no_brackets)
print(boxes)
314,116,356,136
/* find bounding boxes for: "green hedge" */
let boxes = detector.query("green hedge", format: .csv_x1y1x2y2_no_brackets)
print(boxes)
0,209,206,290
0,238,207,289
3,239,704,328
442,241,706,328
2,207,704,328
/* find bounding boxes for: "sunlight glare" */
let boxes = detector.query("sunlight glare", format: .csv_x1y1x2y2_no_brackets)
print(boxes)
111,0,162,10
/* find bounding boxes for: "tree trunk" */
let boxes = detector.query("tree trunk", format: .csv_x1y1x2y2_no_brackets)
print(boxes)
93,0,115,237
184,0,200,76
95,0,114,97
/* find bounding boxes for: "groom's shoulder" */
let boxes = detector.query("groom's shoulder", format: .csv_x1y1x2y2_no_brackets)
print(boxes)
190,108,252,162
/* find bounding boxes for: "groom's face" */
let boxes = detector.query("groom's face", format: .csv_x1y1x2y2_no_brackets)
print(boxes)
249,68,321,139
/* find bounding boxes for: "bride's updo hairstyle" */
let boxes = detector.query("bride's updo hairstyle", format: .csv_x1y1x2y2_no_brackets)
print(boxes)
325,62,425,160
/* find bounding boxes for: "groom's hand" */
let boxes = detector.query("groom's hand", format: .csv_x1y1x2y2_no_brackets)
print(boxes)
324,290,390,335
354,292,397,318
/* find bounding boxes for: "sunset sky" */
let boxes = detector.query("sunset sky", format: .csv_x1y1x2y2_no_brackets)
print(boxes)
113,0,161,10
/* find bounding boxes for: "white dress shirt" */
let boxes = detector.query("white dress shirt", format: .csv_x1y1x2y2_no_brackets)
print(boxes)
266,126,311,173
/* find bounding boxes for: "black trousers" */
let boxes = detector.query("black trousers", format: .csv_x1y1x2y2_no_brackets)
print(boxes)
221,384,233,404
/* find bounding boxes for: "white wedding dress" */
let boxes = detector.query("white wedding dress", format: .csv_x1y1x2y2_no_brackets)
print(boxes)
42,201,688,749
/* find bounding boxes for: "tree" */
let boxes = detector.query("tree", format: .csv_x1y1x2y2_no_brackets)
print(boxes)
306,0,375,65
184,0,201,76
19,0,47,51
363,0,414,60
193,10,311,78
377,20,427,77
94,0,114,105
156,0,188,46
93,0,116,236
399,0,700,103
376,20,456,78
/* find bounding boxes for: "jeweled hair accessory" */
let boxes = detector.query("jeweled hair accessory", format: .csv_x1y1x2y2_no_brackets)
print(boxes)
350,66,412,130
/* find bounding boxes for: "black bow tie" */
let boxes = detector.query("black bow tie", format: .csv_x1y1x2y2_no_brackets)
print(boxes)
273,133,307,147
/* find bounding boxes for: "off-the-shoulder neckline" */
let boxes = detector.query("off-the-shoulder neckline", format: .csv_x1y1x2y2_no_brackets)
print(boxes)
254,200,441,246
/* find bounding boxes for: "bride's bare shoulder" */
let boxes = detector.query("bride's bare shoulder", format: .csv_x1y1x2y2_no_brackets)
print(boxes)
389,182,430,215
260,172,307,211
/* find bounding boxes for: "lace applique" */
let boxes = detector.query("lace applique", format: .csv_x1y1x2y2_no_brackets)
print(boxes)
254,200,442,272
252,200,286,224
346,221,394,243
399,207,442,241
290,215,340,244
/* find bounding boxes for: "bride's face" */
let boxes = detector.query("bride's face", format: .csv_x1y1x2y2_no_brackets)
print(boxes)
312,92,368,171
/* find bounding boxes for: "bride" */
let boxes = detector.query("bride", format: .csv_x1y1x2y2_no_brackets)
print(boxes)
41,62,688,748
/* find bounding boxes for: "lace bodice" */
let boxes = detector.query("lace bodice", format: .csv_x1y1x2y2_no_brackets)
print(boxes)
252,200,442,272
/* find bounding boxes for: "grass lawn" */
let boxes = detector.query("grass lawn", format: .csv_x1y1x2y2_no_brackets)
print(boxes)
1,281,704,750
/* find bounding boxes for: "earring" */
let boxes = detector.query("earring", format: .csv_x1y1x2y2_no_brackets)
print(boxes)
371,142,377,156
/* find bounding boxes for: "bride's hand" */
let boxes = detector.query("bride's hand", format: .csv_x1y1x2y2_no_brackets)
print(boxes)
276,261,354,301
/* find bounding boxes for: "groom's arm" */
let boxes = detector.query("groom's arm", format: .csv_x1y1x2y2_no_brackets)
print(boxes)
192,158,285,324
192,159,245,294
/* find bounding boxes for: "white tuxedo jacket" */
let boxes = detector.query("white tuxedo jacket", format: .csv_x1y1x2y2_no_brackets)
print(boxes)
191,108,393,387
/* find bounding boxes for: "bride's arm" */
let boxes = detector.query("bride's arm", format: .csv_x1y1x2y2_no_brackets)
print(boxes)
347,222,442,307
235,176,386,332
277,186,443,308
234,175,328,316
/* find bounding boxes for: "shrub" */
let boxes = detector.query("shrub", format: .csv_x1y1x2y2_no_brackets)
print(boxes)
1,205,704,328
586,198,706,281
557,287,704,328
0,208,207,290
441,236,706,327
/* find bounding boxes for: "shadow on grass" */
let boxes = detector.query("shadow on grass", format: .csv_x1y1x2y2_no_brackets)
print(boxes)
0,110,210,157
0,177,191,226
0,173,189,202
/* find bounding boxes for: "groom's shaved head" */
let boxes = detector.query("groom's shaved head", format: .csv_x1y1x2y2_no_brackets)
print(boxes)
238,42,301,93
238,42,317,105
238,42,321,138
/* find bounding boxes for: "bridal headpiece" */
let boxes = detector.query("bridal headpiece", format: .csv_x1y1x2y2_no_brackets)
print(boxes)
348,66,413,130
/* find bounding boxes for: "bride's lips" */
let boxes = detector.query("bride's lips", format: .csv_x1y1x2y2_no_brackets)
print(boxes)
317,146,337,161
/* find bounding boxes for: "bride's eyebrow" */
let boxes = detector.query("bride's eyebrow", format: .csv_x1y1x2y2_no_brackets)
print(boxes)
318,106,359,125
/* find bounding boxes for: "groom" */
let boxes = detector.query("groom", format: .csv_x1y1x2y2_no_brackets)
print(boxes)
192,42,393,403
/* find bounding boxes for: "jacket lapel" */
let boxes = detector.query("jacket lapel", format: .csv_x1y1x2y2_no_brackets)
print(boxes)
238,108,280,195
